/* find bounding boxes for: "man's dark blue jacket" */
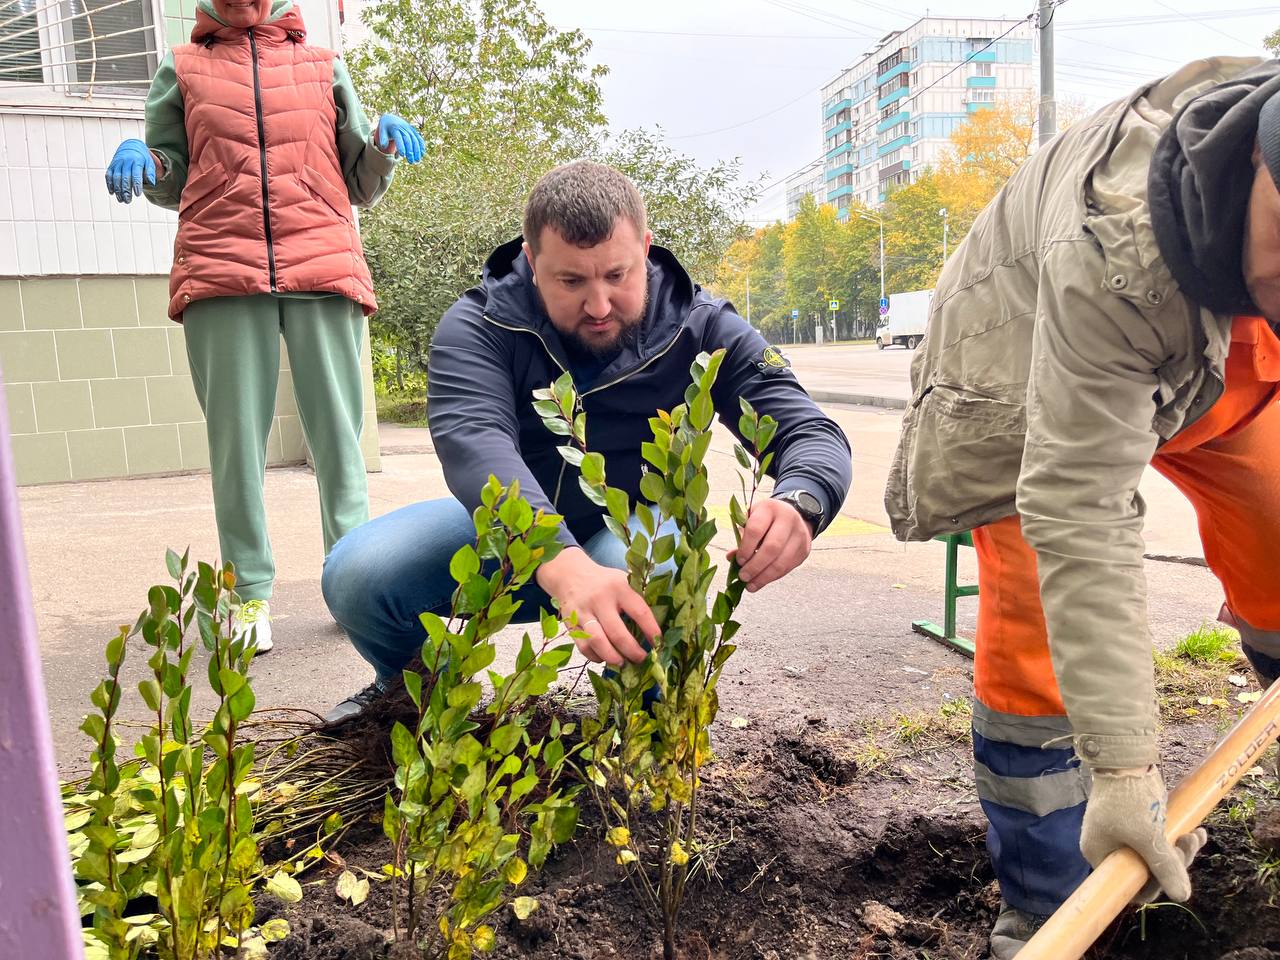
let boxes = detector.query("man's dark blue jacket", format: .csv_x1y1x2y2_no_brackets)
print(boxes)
427,237,852,547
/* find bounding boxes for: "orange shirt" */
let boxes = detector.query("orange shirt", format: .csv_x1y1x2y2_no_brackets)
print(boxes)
1159,316,1280,455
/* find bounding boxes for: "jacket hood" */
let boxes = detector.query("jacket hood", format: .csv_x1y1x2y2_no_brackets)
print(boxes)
478,236,699,364
1149,59,1280,314
192,0,304,43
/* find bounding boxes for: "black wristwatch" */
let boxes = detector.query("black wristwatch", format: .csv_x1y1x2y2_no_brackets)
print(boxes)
773,489,824,535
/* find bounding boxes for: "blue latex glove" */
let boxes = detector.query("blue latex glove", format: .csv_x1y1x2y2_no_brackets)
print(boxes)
106,139,156,204
375,114,424,164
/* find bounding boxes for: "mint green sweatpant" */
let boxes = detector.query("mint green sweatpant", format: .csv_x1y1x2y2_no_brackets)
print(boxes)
183,294,370,602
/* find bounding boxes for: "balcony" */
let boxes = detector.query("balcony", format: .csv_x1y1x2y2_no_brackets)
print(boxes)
824,119,852,141
878,134,911,157
826,140,854,160
876,110,908,134
966,75,996,88
825,162,854,183
875,61,910,87
826,184,854,201
823,97,852,120
876,86,909,110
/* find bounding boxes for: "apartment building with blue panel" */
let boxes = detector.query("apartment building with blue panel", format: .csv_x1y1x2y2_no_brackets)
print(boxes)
812,16,1036,219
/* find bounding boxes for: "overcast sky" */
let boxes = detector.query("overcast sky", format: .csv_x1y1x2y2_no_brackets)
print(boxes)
533,0,1277,222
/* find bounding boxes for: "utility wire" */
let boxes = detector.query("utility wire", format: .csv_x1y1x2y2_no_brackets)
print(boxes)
667,85,825,140
1149,0,1258,47
580,26,873,41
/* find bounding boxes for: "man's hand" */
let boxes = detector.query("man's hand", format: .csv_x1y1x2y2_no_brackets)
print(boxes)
1080,765,1208,902
728,498,814,593
536,547,659,667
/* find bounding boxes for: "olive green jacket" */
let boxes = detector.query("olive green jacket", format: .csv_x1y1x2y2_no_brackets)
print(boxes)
885,57,1266,768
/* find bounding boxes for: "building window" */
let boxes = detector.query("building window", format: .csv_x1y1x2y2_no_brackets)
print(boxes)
0,0,159,99
878,122,906,146
877,47,905,74
975,61,993,77
910,44,918,61
877,73,909,99
0,1,44,84
969,89,996,103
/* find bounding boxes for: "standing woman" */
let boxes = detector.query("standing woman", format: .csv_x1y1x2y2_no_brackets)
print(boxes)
105,0,423,652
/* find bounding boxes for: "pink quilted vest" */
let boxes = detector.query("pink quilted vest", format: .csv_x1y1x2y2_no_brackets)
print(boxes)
168,6,377,320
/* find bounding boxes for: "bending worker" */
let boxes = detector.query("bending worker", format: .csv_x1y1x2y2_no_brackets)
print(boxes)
886,57,1280,957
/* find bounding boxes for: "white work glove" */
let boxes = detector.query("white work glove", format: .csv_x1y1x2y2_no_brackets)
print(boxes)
1080,765,1208,903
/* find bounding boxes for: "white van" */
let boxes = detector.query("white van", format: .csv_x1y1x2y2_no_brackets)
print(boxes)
876,289,932,350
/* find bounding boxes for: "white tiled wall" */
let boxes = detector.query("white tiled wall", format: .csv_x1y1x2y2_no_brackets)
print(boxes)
0,113,178,277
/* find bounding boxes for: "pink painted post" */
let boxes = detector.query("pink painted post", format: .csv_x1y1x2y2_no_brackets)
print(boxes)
0,369,84,959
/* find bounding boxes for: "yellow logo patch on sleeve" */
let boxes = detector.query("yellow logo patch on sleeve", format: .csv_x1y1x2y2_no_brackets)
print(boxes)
761,346,789,368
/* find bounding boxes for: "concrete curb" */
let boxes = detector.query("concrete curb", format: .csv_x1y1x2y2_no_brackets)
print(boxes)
807,390,909,410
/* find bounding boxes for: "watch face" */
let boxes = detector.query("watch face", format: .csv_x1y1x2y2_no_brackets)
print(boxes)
792,491,822,517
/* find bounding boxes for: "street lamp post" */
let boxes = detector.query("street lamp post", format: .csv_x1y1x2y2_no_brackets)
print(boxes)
939,207,950,262
857,211,885,303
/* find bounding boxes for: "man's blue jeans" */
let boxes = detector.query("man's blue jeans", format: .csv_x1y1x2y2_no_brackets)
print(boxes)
322,497,674,682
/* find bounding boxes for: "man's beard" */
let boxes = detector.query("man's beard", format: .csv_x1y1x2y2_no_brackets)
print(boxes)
543,289,649,359
566,315,643,359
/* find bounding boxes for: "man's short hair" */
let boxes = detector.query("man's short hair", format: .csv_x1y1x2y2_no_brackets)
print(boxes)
523,161,647,252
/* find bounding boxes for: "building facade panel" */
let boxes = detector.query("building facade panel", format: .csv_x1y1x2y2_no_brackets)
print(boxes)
816,15,1036,218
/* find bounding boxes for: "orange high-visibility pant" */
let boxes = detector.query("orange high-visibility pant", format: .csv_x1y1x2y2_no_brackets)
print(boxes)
970,315,1280,916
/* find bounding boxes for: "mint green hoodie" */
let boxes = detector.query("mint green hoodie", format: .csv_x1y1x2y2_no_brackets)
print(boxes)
142,0,397,213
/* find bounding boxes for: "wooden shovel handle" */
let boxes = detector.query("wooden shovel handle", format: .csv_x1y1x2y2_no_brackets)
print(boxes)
1017,680,1280,960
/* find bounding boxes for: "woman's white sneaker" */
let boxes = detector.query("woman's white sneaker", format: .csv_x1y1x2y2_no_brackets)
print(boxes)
232,599,273,654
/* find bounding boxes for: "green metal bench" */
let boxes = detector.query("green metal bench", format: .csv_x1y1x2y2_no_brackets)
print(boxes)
912,531,977,659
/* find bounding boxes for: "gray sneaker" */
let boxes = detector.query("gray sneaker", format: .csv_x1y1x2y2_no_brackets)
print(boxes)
989,901,1049,959
324,680,387,724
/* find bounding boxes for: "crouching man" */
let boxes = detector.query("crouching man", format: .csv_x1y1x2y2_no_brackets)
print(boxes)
323,161,853,721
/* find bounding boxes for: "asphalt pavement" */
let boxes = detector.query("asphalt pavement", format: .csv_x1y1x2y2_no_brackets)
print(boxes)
23,390,1221,773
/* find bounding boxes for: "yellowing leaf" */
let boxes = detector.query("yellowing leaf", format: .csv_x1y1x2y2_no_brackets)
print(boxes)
670,841,690,866
729,716,750,729
605,826,631,847
512,896,539,920
473,925,496,952
260,918,290,942
615,849,638,865
335,869,369,905
1196,696,1216,706
336,870,359,902
1228,674,1249,688
1238,691,1262,704
266,870,302,903
504,857,528,886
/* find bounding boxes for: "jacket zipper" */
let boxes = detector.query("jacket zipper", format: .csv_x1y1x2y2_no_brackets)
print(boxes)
482,315,572,505
247,28,278,291
482,314,685,506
